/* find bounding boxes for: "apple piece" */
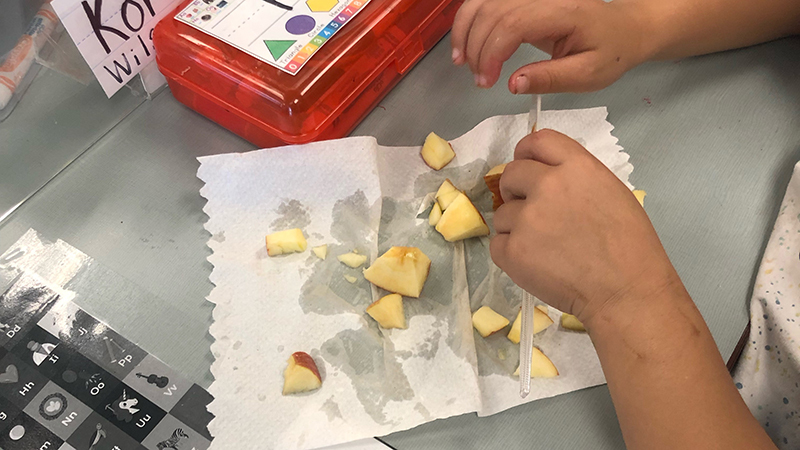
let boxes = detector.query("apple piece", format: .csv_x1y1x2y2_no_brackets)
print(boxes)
561,313,587,332
282,352,322,395
633,189,646,206
472,306,510,337
507,307,555,344
366,293,406,329
344,274,358,284
338,252,368,268
363,246,431,298
435,179,460,210
435,192,490,242
429,202,443,226
312,245,328,260
483,163,507,210
513,347,559,378
266,228,307,256
536,305,548,314
421,132,456,170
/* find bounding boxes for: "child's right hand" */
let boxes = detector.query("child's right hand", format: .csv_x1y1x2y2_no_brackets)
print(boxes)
490,130,679,326
451,0,652,94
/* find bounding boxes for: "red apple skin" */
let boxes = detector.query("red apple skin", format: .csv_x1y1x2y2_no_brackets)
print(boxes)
483,169,505,211
292,352,321,381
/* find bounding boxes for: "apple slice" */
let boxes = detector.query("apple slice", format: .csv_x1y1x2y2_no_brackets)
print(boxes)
312,245,328,260
338,252,368,268
560,313,587,332
633,189,646,206
513,347,559,378
472,306,510,337
483,163,507,210
266,228,307,256
344,274,358,284
421,132,456,170
435,179,460,211
429,202,443,226
435,192,490,242
366,293,406,329
363,246,431,298
282,352,322,395
507,307,555,344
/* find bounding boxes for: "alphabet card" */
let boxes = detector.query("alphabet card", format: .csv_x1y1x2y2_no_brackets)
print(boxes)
51,0,185,96
174,0,372,74
0,274,214,449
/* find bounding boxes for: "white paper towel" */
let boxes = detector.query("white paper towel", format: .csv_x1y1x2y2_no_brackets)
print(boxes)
198,108,632,449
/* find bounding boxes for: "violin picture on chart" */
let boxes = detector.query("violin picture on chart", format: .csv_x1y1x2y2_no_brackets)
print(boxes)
136,372,170,389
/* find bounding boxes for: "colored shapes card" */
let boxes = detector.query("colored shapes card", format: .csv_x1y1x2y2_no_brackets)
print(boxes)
175,0,372,74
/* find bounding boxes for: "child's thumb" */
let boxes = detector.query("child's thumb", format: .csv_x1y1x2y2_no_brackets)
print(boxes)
509,53,602,95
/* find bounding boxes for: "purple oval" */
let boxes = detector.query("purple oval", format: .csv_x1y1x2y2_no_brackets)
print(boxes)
285,15,316,35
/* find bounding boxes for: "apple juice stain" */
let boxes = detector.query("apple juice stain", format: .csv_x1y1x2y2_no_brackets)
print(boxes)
320,396,343,421
270,199,312,231
330,190,372,246
298,190,376,316
321,328,413,425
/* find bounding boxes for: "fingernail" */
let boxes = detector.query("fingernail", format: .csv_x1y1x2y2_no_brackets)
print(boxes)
515,75,529,94
474,73,482,87
452,48,461,63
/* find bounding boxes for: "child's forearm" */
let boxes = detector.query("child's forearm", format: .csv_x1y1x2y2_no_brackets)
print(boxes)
584,278,776,450
636,0,800,61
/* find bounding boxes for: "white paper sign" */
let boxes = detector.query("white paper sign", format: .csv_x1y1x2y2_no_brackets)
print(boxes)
51,0,183,96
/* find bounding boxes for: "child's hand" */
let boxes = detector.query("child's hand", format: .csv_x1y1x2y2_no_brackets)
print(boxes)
490,130,677,324
451,0,650,94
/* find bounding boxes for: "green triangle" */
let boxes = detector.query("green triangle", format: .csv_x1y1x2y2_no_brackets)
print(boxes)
264,40,296,60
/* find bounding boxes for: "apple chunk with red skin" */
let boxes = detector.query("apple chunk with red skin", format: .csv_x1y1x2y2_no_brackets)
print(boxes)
421,132,456,170
363,246,431,298
483,163,507,211
282,352,322,395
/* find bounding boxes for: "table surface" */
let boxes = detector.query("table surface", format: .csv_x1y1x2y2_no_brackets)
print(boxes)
1,31,799,449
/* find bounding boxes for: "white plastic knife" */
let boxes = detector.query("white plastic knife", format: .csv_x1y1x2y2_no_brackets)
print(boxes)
519,94,541,398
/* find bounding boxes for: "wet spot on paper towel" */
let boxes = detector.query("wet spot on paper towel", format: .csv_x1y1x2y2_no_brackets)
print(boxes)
271,199,312,231
414,403,432,421
321,329,413,425
232,340,242,350
415,328,442,359
277,345,284,352
321,397,343,421
331,190,372,246
299,243,373,315
258,394,266,401
211,231,226,242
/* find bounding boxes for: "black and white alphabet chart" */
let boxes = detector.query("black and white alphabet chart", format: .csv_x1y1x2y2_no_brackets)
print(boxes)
0,273,214,450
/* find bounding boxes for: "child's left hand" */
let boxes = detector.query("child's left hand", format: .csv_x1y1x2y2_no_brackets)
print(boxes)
451,0,650,94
